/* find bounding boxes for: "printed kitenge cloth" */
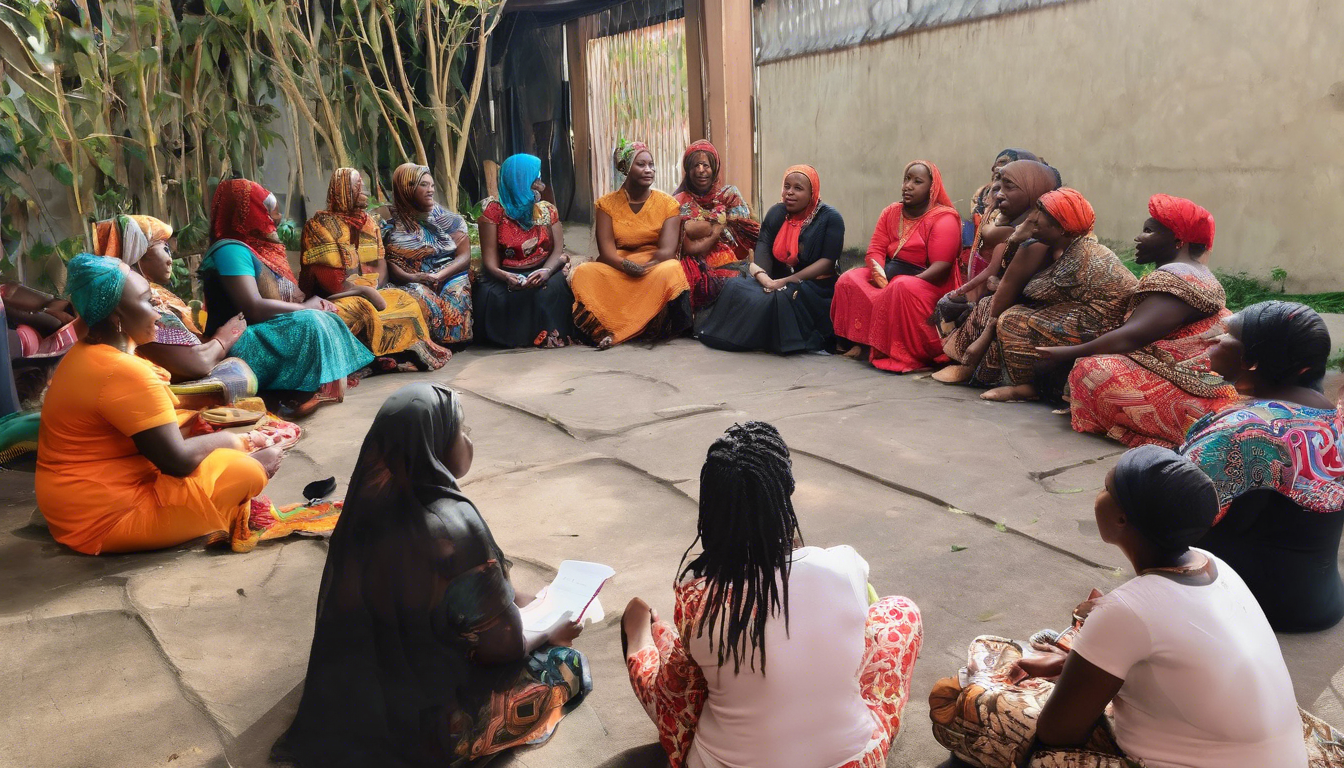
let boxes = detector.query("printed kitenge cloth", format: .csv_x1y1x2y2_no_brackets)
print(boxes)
983,236,1137,385
625,577,922,768
381,206,474,345
673,140,760,309
479,198,558,270
930,635,1344,768
1182,400,1344,522
1069,263,1240,448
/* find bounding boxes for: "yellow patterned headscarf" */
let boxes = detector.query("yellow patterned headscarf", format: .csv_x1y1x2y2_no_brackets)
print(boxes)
301,167,383,269
92,215,172,266
390,162,433,227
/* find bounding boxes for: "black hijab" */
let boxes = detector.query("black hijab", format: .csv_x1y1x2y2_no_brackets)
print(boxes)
1112,445,1218,552
276,383,514,768
1239,300,1331,390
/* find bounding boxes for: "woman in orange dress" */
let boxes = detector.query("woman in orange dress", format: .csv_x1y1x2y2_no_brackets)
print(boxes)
35,254,282,554
570,141,690,348
673,140,759,310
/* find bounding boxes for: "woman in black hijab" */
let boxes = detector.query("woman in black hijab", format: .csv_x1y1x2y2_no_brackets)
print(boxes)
273,383,590,767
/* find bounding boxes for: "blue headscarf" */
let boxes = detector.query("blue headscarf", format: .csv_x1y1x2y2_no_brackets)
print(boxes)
498,154,542,230
66,252,127,325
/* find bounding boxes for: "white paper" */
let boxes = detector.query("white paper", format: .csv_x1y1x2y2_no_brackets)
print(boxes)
519,560,615,633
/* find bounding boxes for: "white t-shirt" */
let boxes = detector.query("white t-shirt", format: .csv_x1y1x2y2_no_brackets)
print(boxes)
1070,550,1307,768
684,545,876,768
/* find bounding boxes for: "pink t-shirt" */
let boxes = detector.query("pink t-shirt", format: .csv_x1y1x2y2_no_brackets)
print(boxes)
1071,551,1306,768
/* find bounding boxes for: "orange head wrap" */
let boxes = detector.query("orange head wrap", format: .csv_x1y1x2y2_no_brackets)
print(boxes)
1148,194,1214,249
772,165,821,268
1038,187,1095,236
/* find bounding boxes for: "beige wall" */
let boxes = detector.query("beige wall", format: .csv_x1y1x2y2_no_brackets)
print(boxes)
757,0,1344,292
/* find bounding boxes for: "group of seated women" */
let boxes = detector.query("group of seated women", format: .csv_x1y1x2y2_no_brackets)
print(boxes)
270,385,1343,768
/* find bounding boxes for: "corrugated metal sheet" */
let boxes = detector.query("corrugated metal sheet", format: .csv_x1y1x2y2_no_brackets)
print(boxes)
754,0,1074,63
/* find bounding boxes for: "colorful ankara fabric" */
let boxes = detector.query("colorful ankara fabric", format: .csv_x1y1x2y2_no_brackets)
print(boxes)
35,341,268,554
92,215,150,266
832,160,961,371
626,577,922,768
1182,400,1344,521
673,141,759,308
615,140,651,175
211,178,294,283
772,164,822,268
274,384,591,767
474,193,575,348
300,168,382,272
988,236,1137,385
66,253,126,325
1039,188,1095,236
498,153,543,229
92,215,202,349
478,198,558,270
1149,194,1215,249
383,163,474,344
571,188,689,345
1069,263,1238,447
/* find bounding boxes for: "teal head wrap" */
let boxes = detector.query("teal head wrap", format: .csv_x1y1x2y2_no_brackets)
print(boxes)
498,154,542,229
66,252,127,325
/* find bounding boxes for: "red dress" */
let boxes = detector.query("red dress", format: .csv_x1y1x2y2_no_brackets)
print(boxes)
831,203,961,371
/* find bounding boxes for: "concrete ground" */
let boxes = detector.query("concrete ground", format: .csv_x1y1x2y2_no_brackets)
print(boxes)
3,336,1344,768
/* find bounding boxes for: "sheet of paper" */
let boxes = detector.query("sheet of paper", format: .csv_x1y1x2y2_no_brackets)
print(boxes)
519,560,615,633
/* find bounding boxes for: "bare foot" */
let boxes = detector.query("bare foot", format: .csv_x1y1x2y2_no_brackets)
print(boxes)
840,344,864,360
932,365,972,384
596,335,615,350
622,597,657,661
981,384,1038,402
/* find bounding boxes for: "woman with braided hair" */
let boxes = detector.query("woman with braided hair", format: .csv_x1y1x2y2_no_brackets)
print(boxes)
1180,300,1344,631
622,421,923,768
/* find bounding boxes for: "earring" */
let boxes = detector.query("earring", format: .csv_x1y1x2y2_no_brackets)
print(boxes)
1173,240,1184,251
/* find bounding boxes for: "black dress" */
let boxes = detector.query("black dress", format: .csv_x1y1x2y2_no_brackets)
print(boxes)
695,203,845,354
273,383,590,767
473,267,577,348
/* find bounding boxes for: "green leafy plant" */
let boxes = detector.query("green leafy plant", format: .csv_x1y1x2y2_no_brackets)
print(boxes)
1270,267,1288,293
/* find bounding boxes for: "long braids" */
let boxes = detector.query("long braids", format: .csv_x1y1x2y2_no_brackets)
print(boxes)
680,421,800,674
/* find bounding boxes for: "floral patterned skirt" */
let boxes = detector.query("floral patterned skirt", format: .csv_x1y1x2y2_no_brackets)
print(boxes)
400,272,474,345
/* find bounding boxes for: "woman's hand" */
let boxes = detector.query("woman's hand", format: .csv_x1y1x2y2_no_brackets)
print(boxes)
1034,345,1075,369
250,445,285,478
760,276,788,294
1007,216,1037,246
1013,643,1069,681
620,259,647,278
524,268,550,289
545,611,584,647
303,296,337,313
213,314,248,353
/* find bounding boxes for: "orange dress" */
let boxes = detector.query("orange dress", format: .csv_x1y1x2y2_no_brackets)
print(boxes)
35,341,267,554
570,189,690,344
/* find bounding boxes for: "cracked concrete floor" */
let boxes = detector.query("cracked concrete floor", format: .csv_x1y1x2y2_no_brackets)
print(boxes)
3,340,1343,768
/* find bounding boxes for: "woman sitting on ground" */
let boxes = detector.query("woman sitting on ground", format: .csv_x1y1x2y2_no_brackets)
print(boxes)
624,421,923,768
473,153,577,348
974,189,1138,402
35,255,283,555
382,163,475,346
200,179,373,416
963,149,1040,301
301,167,450,371
696,165,844,354
1181,301,1344,631
673,140,759,310
930,444,1342,768
274,383,590,767
1064,195,1238,447
570,141,689,349
93,214,252,388
934,159,1061,383
830,160,961,371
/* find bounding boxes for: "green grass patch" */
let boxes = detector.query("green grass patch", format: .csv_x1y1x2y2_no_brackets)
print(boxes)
1099,239,1344,315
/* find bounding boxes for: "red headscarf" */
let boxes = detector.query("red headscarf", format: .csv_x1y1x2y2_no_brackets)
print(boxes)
773,165,821,267
903,159,955,211
211,178,294,282
1148,194,1215,249
1038,187,1096,236
674,139,722,205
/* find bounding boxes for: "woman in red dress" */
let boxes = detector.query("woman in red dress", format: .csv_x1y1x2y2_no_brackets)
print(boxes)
831,160,961,372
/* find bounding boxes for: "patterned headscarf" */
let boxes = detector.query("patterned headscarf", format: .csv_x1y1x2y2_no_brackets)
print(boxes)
66,253,127,325
92,215,149,266
1038,188,1096,236
614,140,651,176
498,154,542,230
1148,194,1215,249
302,168,383,270
132,216,173,246
772,165,821,268
390,163,434,228
211,178,294,282
674,140,722,205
